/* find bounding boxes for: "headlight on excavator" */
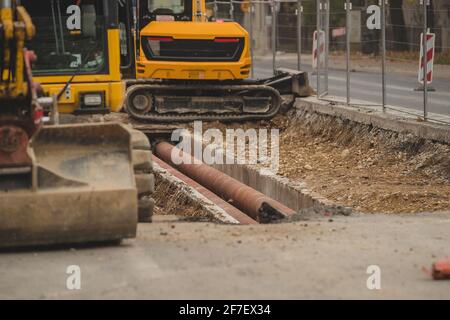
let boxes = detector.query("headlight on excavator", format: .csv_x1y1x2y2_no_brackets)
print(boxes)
81,92,105,108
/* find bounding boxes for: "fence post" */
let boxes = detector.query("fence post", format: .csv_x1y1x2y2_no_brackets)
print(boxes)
381,0,387,113
345,0,351,105
297,0,302,71
316,0,321,97
249,0,255,78
324,0,329,94
229,0,234,20
422,0,429,121
272,0,278,75
213,0,218,17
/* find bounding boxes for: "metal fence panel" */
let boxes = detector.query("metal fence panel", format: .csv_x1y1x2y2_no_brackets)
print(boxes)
208,0,450,124
422,1,450,123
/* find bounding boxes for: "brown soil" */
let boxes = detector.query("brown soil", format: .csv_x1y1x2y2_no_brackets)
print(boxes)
203,110,450,214
276,113,450,214
153,174,217,221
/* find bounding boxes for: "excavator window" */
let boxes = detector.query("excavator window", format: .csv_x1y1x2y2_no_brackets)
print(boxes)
22,0,107,76
139,0,192,25
118,0,136,79
148,0,185,15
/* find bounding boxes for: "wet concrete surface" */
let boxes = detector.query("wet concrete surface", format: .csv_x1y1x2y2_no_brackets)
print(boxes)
1,213,449,300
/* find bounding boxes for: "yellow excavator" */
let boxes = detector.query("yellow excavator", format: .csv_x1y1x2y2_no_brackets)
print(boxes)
127,0,311,122
0,0,154,248
20,0,311,122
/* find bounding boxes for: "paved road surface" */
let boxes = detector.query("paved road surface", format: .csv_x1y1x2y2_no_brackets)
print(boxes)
1,213,449,299
254,57,450,117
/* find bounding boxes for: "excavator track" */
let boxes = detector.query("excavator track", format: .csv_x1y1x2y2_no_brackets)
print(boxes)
125,82,282,123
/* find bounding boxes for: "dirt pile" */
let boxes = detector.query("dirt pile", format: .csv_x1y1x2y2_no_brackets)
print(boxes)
276,109,450,213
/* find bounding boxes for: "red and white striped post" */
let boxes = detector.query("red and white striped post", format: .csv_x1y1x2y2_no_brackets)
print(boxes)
312,30,325,72
420,0,431,121
417,32,435,88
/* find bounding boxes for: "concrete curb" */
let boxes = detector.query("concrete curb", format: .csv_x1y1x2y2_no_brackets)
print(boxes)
210,163,338,213
297,97,450,145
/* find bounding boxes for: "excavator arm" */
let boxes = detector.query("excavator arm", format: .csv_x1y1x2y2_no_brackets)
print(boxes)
0,0,41,173
0,1,35,98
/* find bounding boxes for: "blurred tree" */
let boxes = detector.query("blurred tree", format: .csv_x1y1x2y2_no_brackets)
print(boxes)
389,0,408,50
302,0,346,27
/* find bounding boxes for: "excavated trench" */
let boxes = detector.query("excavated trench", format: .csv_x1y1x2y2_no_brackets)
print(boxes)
93,103,449,220
151,156,351,224
151,104,450,222
198,108,450,215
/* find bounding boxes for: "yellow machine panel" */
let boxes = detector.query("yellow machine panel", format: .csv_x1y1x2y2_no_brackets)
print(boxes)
22,1,126,115
137,21,252,80
32,29,125,114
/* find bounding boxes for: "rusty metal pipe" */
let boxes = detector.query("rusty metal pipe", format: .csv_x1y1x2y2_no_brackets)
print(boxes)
155,142,295,223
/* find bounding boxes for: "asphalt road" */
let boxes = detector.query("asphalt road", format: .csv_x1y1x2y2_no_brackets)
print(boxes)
1,213,449,300
253,58,450,117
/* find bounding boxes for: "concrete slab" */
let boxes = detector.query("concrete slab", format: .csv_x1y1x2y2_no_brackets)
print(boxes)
297,97,450,145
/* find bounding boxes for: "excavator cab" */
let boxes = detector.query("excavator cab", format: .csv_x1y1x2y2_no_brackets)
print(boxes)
21,0,129,114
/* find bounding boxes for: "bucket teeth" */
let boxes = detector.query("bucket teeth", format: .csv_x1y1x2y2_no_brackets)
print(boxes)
136,173,155,196
138,196,155,223
131,130,152,151
130,129,155,224
133,150,153,172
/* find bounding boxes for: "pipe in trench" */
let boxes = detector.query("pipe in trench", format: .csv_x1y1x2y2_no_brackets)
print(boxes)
155,141,295,223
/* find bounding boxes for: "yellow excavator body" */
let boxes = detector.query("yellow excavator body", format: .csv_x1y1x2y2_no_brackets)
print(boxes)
20,0,127,115
32,29,125,114
137,20,252,80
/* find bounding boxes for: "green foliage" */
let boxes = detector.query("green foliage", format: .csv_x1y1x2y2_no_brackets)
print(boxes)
435,52,450,65
301,0,346,26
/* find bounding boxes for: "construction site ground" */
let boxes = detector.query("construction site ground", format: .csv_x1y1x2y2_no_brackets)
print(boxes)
1,212,449,300
272,115,448,214
2,102,449,300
